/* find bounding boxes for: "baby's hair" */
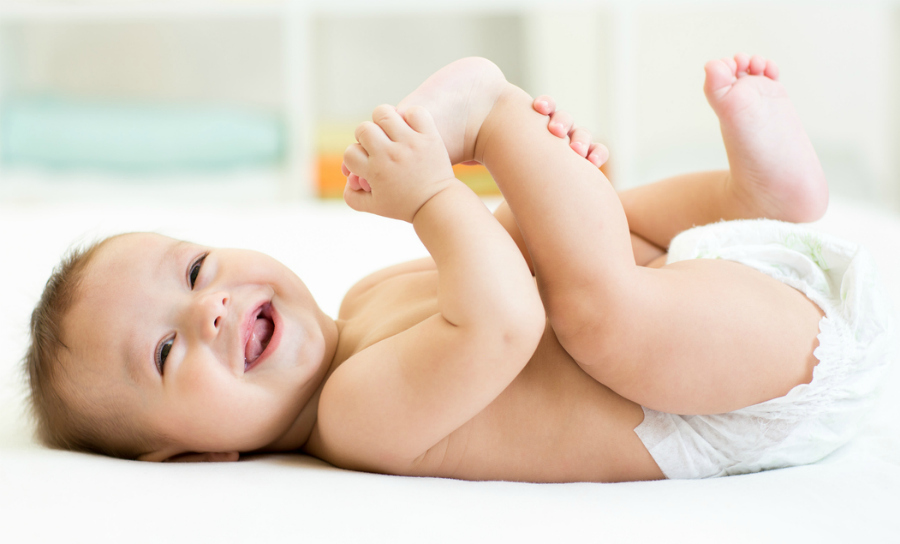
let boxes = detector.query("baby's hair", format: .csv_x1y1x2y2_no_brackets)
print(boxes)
23,234,159,459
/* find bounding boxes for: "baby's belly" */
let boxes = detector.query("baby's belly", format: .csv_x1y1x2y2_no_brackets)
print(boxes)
413,324,664,483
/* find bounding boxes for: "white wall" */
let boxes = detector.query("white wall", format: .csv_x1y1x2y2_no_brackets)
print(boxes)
7,19,284,109
310,4,900,209
631,4,897,206
312,14,524,123
1,1,898,210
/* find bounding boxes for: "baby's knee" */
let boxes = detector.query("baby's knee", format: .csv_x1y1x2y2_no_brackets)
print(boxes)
542,273,652,359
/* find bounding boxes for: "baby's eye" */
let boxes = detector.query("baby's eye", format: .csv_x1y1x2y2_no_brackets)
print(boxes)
189,253,208,289
156,336,173,375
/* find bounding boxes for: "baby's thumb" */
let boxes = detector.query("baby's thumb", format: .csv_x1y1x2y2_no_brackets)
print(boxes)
404,106,437,134
343,182,373,213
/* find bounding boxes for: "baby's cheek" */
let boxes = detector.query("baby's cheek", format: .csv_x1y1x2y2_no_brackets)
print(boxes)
176,361,235,415
177,380,251,445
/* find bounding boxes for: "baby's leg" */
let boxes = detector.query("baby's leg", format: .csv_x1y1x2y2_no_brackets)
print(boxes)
526,55,827,268
485,88,824,415
399,58,823,415
619,54,828,251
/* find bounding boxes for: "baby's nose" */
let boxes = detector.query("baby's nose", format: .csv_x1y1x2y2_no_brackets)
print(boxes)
191,291,229,340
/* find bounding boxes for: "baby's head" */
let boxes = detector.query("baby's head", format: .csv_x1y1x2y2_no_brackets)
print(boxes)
25,232,339,461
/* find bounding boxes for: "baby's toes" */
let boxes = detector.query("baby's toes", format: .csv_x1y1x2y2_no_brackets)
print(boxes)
720,56,737,74
734,53,751,75
704,58,737,96
748,55,766,76
763,59,779,80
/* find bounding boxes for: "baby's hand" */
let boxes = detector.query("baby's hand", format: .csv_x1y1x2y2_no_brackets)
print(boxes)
532,95,609,168
342,105,456,223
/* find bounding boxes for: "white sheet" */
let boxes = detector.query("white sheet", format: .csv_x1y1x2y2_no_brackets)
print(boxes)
1,194,898,543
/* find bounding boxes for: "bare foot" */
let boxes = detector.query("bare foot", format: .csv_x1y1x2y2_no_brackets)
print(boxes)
396,57,510,165
704,54,828,222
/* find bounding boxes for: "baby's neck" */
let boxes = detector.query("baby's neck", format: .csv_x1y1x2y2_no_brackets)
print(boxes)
257,318,347,453
263,388,323,452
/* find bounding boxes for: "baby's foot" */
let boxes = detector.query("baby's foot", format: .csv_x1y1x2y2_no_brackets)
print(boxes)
396,57,510,165
704,54,828,222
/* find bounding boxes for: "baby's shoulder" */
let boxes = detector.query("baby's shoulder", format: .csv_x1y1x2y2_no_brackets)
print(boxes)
338,257,436,317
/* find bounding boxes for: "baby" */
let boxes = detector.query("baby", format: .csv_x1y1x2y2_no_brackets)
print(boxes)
25,55,894,481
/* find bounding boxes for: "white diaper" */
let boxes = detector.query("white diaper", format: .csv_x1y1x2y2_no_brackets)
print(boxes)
633,219,896,479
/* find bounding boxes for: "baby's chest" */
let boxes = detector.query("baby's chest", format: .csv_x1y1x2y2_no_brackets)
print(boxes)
410,328,630,480
346,270,442,349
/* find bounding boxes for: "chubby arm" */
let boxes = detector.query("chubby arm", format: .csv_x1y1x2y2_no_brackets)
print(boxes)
319,105,545,472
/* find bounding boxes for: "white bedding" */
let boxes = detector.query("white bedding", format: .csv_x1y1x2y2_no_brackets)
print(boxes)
1,193,898,543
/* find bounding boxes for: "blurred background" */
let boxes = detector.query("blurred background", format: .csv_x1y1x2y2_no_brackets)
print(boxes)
0,0,898,212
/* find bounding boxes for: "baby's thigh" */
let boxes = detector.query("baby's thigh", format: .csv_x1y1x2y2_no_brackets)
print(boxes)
644,253,668,269
651,259,824,411
631,232,666,267
563,259,825,414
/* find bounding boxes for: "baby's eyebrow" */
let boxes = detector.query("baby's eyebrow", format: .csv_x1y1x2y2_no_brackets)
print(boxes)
164,240,190,268
152,239,193,289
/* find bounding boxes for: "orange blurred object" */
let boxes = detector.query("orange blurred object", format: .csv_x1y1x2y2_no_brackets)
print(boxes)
317,154,348,198
317,154,500,198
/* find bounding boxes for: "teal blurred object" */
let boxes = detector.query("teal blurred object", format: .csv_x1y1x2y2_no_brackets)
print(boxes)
0,95,284,172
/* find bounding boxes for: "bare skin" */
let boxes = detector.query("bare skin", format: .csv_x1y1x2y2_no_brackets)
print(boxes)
513,54,828,265
615,54,828,253
467,58,825,415
310,273,663,482
68,55,827,483
304,55,828,481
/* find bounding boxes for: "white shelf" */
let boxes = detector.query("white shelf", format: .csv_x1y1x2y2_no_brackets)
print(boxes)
0,1,286,21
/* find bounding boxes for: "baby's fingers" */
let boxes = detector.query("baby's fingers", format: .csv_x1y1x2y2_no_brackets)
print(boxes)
343,181,374,214
402,106,438,135
347,173,360,191
347,173,362,192
372,104,414,141
355,121,389,153
343,142,369,177
587,142,609,167
347,173,372,193
533,95,556,116
568,127,592,157
547,110,574,139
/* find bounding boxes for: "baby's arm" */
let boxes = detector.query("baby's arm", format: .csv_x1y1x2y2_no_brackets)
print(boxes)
318,105,545,473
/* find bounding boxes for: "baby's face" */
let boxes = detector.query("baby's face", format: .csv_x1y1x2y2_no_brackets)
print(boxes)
64,233,338,459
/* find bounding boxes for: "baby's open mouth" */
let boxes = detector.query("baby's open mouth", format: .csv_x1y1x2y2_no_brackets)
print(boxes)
244,303,275,371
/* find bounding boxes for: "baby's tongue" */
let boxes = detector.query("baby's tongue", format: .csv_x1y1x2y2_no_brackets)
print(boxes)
245,317,274,363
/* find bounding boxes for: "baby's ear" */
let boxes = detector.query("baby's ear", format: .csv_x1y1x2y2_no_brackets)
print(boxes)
138,450,239,463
